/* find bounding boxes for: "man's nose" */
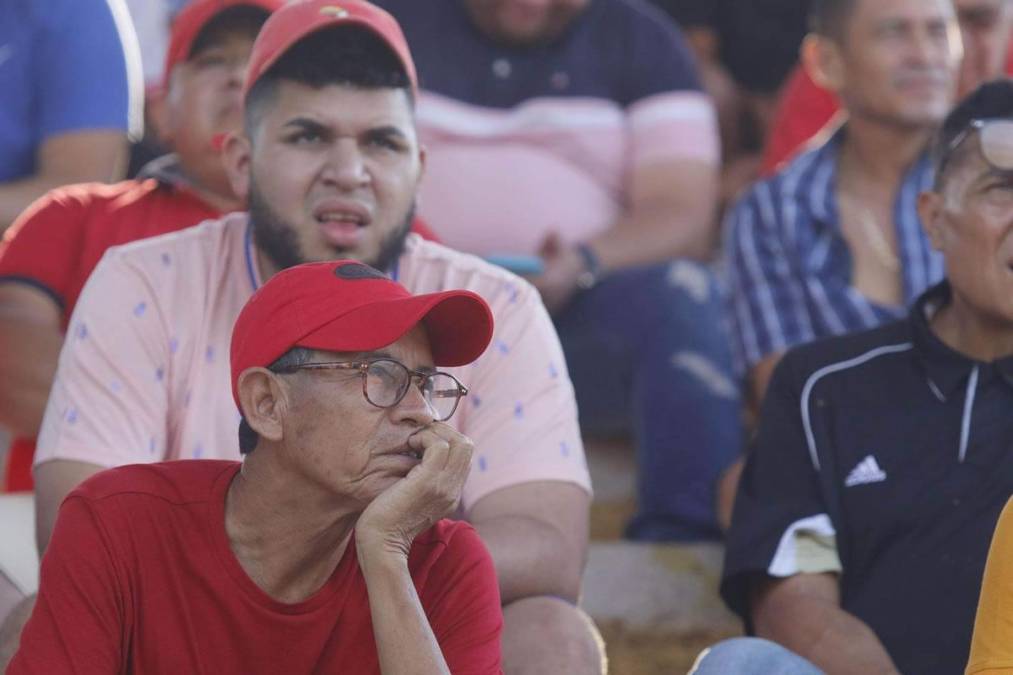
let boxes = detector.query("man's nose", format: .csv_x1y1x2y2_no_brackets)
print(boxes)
393,381,437,426
322,140,370,189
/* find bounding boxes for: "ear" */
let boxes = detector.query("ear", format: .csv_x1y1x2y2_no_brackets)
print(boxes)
237,367,286,444
222,131,253,205
917,190,947,252
801,33,845,94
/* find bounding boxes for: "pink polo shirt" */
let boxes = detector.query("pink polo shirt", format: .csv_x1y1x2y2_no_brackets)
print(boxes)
36,213,590,510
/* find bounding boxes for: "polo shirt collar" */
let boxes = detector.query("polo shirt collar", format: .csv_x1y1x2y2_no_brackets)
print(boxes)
911,281,1013,398
137,153,188,186
800,124,936,228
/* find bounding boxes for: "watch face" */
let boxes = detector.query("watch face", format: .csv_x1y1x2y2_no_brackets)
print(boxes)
576,270,597,290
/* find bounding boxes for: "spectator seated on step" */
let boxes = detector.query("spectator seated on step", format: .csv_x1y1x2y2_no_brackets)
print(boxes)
721,80,1013,675
376,0,742,544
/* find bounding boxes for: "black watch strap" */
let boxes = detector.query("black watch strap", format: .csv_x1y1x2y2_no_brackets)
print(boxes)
575,243,601,290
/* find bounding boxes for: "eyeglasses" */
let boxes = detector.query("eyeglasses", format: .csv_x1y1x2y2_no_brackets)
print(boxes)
271,358,468,421
939,118,1013,177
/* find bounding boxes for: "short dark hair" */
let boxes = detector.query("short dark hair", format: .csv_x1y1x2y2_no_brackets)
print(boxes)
189,5,271,58
809,0,858,39
244,25,414,135
933,79,1013,188
237,347,316,454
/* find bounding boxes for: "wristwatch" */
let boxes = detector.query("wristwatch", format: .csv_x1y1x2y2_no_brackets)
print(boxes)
574,243,602,290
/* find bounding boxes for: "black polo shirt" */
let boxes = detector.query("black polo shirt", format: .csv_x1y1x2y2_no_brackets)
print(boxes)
721,282,1013,675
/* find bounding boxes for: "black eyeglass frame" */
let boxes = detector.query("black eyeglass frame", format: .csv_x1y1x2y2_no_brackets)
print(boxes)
937,118,1013,181
270,357,469,421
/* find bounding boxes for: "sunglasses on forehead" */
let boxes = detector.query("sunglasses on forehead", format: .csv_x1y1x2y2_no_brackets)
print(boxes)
940,118,1013,177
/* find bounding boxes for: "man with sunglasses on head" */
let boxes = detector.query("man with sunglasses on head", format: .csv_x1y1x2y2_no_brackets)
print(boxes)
8,260,504,673
14,2,597,672
716,80,1013,675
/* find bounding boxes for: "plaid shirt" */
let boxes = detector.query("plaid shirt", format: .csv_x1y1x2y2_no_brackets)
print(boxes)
723,126,944,372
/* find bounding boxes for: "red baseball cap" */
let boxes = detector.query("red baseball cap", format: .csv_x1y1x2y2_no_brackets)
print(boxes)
242,0,418,100
163,0,283,90
230,261,494,406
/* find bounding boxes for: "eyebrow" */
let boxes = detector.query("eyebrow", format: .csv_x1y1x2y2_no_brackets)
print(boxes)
282,117,331,138
367,125,409,139
363,351,437,373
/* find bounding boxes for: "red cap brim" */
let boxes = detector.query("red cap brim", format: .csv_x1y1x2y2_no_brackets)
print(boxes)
296,290,493,367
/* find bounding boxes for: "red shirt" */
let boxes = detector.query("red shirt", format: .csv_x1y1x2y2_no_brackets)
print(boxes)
0,178,440,491
761,46,1013,176
0,178,220,491
10,461,503,674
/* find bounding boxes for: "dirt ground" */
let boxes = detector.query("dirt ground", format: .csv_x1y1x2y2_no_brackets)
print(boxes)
599,622,741,675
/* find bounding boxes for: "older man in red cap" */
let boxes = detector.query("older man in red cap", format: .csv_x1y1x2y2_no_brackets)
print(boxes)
15,1,598,673
9,260,503,674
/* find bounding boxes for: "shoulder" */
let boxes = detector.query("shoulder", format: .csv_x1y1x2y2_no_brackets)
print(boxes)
413,519,483,550
728,141,831,226
776,320,914,393
409,520,494,575
14,180,157,222
401,235,541,310
98,212,240,272
70,460,237,506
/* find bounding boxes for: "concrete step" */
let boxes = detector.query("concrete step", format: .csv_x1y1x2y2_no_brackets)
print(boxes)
582,438,742,673
584,541,742,674
583,541,739,634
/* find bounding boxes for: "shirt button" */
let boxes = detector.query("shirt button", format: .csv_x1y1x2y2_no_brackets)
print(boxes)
551,71,570,90
492,58,512,78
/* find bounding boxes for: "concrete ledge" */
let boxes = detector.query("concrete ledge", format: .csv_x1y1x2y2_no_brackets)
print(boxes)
582,541,740,635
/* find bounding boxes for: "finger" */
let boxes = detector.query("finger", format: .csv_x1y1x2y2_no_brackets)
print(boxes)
408,426,462,467
417,437,451,474
444,436,474,481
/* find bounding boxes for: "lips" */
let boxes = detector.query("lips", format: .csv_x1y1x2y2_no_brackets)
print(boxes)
313,200,371,248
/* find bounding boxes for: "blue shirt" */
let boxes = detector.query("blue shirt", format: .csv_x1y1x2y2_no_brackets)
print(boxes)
0,0,141,182
723,126,944,372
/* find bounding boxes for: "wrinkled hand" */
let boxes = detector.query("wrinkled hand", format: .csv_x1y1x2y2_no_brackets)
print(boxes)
355,423,474,561
528,232,584,315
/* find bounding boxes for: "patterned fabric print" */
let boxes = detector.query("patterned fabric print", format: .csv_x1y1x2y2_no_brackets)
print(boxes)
36,214,591,511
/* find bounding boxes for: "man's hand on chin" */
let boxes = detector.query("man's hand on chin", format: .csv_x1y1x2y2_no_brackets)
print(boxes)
355,423,474,562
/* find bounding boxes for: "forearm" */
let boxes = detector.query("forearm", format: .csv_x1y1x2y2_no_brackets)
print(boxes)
360,551,450,675
754,595,899,674
0,134,128,230
590,206,716,272
474,515,583,605
0,319,63,437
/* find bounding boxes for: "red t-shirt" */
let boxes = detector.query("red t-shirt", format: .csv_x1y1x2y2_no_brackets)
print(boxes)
9,461,503,674
0,180,440,491
761,46,1013,176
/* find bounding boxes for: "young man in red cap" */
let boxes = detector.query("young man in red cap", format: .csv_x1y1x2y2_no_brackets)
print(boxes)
8,260,504,673
17,2,598,672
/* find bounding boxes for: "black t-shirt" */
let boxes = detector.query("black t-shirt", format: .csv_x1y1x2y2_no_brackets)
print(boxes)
722,282,1013,675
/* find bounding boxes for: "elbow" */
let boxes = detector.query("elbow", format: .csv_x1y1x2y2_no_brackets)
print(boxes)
540,542,586,604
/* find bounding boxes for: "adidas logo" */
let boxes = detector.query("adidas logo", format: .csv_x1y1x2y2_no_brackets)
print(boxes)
845,455,887,488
